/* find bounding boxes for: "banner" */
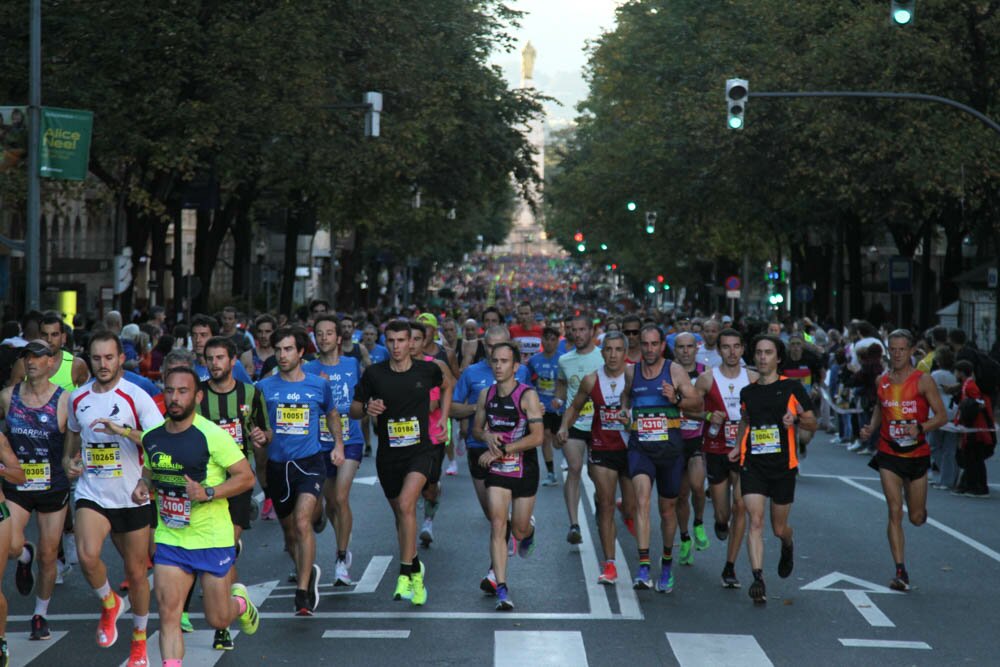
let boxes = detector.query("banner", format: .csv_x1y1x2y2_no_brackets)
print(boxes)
0,106,28,173
39,107,93,181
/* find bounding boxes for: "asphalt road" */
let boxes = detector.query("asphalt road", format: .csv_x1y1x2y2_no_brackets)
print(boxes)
6,430,999,666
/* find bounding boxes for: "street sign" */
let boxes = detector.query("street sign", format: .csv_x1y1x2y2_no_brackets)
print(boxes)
725,275,742,291
888,256,912,294
726,289,740,299
795,285,814,303
988,267,998,289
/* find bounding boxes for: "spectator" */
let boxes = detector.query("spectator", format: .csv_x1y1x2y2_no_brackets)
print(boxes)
953,360,995,498
928,348,960,490
846,342,884,455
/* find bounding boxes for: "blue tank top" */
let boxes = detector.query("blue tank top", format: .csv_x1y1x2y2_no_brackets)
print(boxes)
5,384,68,492
628,361,684,456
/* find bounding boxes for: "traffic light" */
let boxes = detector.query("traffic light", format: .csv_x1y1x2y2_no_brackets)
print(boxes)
600,243,608,251
645,212,656,234
656,275,665,283
890,0,915,25
766,269,780,281
663,282,671,291
768,291,785,306
573,231,584,243
577,242,586,252
646,282,656,294
627,201,637,212
726,78,748,130
611,263,617,270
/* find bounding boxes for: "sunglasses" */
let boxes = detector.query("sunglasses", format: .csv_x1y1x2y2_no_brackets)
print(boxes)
623,329,641,335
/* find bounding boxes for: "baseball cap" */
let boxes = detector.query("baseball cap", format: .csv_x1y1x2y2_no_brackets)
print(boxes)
21,340,55,357
416,313,438,328
721,315,733,324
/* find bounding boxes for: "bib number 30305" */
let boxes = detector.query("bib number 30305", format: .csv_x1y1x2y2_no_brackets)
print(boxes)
18,460,51,491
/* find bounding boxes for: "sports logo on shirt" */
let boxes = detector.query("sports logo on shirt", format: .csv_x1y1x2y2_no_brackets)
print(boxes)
109,404,120,418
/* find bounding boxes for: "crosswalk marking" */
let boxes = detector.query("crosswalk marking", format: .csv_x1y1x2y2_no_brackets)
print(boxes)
667,633,774,667
494,631,588,667
272,556,391,598
8,630,67,664
119,629,241,667
322,630,410,639
839,639,932,650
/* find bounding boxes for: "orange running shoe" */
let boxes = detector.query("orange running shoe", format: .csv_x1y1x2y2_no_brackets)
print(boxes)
127,634,148,666
96,592,123,648
598,561,618,585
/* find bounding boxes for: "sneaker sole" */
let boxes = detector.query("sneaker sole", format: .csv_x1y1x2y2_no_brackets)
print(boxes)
633,581,652,590
419,530,433,545
480,579,497,596
567,534,583,545
308,565,321,611
722,580,741,589
598,577,617,585
496,601,514,611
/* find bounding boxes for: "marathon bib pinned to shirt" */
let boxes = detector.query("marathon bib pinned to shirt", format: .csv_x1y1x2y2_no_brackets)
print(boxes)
489,452,524,478
724,421,741,448
537,377,555,394
599,406,627,432
319,414,351,443
218,418,244,446
579,400,595,418
17,460,51,491
159,490,192,528
680,418,703,432
83,443,123,478
276,403,310,436
749,426,782,455
888,420,918,449
388,417,420,448
634,411,680,443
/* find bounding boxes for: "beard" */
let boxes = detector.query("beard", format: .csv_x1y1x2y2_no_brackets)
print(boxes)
167,402,197,422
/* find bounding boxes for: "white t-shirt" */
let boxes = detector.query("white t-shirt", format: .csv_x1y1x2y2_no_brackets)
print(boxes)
697,346,722,369
930,369,958,420
68,376,164,509
850,336,884,366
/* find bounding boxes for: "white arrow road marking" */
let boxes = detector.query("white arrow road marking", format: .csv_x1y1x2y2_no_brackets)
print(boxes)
353,476,380,486
801,571,902,627
272,556,391,598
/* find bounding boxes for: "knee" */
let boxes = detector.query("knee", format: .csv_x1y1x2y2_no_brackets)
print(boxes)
294,513,312,536
36,540,59,566
887,504,904,524
77,542,102,569
909,509,927,526
205,608,229,630
489,515,507,535
748,513,764,532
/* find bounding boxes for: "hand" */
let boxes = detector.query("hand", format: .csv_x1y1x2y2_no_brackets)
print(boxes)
478,450,497,468
907,423,921,439
556,428,568,446
437,414,449,435
184,474,208,502
132,479,150,504
366,399,386,417
330,446,346,467
90,418,125,437
782,410,797,428
64,454,84,479
484,432,504,458
249,426,268,449
859,425,873,442
660,381,677,403
727,447,740,463
709,411,725,426
551,397,564,410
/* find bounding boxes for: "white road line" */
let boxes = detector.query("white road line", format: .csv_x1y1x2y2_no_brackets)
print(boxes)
570,472,612,619
839,638,932,650
7,630,67,664
322,629,410,639
838,477,1000,564
353,476,379,486
800,473,880,481
248,579,279,607
666,633,774,667
494,630,588,667
260,611,602,620
121,629,240,667
844,590,894,627
272,556,391,598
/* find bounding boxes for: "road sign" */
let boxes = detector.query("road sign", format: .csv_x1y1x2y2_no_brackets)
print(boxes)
725,275,741,291
888,256,912,294
726,289,741,299
795,285,814,303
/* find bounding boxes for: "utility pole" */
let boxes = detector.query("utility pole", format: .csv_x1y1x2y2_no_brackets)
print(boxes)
25,0,41,310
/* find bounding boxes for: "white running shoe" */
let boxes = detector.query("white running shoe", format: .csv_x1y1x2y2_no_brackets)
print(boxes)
64,534,79,565
335,552,353,586
420,518,434,547
445,460,458,476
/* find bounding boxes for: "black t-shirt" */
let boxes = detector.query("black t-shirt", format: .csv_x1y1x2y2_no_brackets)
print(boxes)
354,359,443,456
780,349,824,388
739,378,813,471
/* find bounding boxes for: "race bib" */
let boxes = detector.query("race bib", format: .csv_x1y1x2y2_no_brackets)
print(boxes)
218,418,243,445
635,413,679,442
750,426,781,455
388,418,420,447
17,460,51,491
319,414,351,443
680,418,703,432
83,443,123,478
489,452,523,478
276,403,309,436
724,421,740,447
537,377,555,394
159,490,191,528
888,420,918,449
599,406,626,432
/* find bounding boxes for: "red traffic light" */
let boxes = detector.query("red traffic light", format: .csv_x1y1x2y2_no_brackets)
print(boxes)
611,263,617,270
656,275,665,283
573,232,584,243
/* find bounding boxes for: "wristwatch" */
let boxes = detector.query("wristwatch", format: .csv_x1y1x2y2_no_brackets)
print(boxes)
205,486,216,501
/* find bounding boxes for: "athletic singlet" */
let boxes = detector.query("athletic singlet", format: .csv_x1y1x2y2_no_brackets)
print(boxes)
50,350,77,392
484,382,532,478
4,384,67,492
681,364,707,439
252,347,266,379
424,355,446,445
628,361,684,455
877,370,930,458
589,366,627,451
703,367,751,455
509,324,544,358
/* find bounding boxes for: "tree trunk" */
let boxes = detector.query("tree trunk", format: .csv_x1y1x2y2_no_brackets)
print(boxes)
231,212,252,300
846,215,864,319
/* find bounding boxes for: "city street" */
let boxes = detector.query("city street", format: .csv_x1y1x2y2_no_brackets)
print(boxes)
6,431,998,666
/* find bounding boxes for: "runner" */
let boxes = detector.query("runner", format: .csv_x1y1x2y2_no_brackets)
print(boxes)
303,315,364,586
859,329,947,591
189,314,254,385
6,312,90,390
251,314,277,380
780,332,825,459
672,333,710,566
696,318,722,369
508,301,544,360
471,342,544,610
0,427,25,665
621,315,642,366
257,327,343,616
622,325,702,593
729,334,817,604
695,328,756,588
527,326,563,486
340,315,371,369
125,367,260,666
554,314,603,545
350,321,448,606
63,331,163,665
0,340,68,642
559,332,633,585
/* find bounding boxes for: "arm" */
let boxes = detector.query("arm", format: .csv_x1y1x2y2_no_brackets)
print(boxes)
0,386,11,419
553,375,568,412
90,418,144,446
728,418,748,462
860,401,882,442
63,429,83,479
5,359,24,388
671,362,703,413
470,390,493,449
0,433,25,485
558,373,596,442
436,360,454,434
72,357,91,387
185,458,255,501
327,406,345,465
918,372,948,434
505,389,545,454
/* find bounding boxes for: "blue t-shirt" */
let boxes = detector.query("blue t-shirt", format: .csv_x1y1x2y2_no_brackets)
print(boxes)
194,359,253,385
666,332,704,352
257,373,334,462
527,351,562,414
452,360,531,449
303,357,363,446
366,344,389,365
124,371,162,401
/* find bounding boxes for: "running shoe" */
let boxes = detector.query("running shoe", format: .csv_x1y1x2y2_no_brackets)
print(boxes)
518,518,536,558
889,569,910,592
721,565,741,589
480,568,498,596
778,541,794,578
64,533,79,564
846,440,863,452
55,559,70,585
541,472,558,486
445,460,458,476
213,628,234,651
566,525,583,545
294,589,312,616
96,592,124,647
420,518,434,547
335,552,353,586
16,542,35,596
119,578,129,592
180,611,194,633
598,561,618,585
261,498,277,520
678,539,694,566
410,561,427,606
616,499,636,536
633,564,652,590
128,634,147,667
495,584,514,611
30,614,51,641
749,577,767,604
394,574,414,601
249,496,260,522
312,513,327,534
307,564,321,611
0,638,7,667
656,563,675,593
714,520,729,541
693,524,710,551
231,583,260,634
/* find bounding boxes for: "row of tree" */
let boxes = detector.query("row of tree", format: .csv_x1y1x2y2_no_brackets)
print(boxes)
0,1,543,314
545,0,1000,325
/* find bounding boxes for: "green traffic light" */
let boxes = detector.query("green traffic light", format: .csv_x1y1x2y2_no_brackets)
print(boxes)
892,9,912,23
728,116,743,129
645,224,654,234
577,242,586,252
646,283,656,294
627,201,637,212
663,284,670,291
600,243,608,251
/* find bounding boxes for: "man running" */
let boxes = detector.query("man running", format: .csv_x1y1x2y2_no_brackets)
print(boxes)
555,314,603,545
303,315,364,586
257,327,343,615
859,329,946,591
780,332,825,459
0,341,70,641
339,315,371,369
621,315,642,366
696,328,756,588
0,430,25,665
127,367,259,666
64,332,163,665
351,321,448,606
527,326,563,487
508,301,544,360
696,318,722,369
559,332,632,585
472,342,544,610
623,325,702,593
6,312,89,391
729,335,817,604
672,333,710,566
190,315,254,385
